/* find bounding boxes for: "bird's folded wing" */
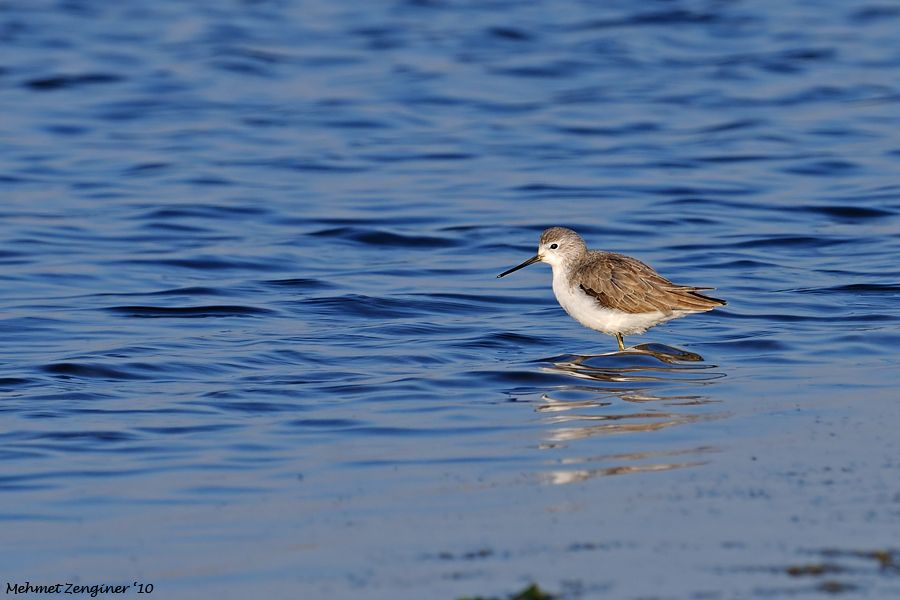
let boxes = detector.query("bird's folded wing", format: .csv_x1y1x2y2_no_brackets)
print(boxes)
576,253,723,314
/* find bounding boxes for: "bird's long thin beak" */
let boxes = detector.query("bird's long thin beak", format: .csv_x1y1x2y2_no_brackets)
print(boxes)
497,254,542,278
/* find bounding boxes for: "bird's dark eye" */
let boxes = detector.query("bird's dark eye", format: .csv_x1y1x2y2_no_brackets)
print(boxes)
550,243,558,249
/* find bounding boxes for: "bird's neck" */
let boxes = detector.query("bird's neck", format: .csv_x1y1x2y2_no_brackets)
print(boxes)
550,262,572,290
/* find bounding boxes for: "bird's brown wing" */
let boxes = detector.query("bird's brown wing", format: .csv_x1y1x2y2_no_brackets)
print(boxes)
575,252,726,314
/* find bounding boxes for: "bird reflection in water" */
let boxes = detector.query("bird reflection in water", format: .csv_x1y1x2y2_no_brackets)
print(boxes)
532,343,727,485
542,447,721,485
542,342,718,384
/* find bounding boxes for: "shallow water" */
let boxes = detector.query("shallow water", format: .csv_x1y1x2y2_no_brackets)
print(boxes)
2,1,900,598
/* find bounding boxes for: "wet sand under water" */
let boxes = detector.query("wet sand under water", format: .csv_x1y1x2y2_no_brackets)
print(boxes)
2,0,900,598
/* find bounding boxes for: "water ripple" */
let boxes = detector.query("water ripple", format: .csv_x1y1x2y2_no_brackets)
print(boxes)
309,226,459,248
105,305,274,318
2,0,900,596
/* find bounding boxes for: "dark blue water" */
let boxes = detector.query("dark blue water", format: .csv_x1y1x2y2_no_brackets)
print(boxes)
2,1,900,598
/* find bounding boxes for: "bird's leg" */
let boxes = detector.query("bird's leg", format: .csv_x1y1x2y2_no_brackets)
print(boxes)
615,333,625,351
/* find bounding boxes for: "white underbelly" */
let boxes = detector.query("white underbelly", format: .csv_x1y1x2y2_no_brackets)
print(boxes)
551,274,684,335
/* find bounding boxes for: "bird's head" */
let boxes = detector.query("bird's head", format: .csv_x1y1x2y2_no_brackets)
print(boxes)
497,227,586,277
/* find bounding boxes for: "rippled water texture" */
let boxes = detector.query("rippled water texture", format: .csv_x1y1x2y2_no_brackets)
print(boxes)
2,1,900,598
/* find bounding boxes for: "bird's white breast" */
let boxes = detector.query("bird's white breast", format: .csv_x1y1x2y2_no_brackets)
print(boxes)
551,268,682,335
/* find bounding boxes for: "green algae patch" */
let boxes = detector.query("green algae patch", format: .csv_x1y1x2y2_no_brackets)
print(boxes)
458,583,556,600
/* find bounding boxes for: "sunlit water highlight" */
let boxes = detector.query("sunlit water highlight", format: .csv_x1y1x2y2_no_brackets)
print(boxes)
2,1,900,598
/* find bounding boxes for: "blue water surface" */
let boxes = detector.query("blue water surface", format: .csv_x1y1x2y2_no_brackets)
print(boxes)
2,1,900,598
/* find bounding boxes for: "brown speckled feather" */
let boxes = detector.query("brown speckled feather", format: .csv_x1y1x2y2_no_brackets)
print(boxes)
573,252,726,314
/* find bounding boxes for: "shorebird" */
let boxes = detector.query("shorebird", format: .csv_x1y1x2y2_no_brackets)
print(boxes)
497,227,725,351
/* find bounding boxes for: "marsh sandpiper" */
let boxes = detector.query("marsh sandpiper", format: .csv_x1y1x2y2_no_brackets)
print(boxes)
497,227,725,351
